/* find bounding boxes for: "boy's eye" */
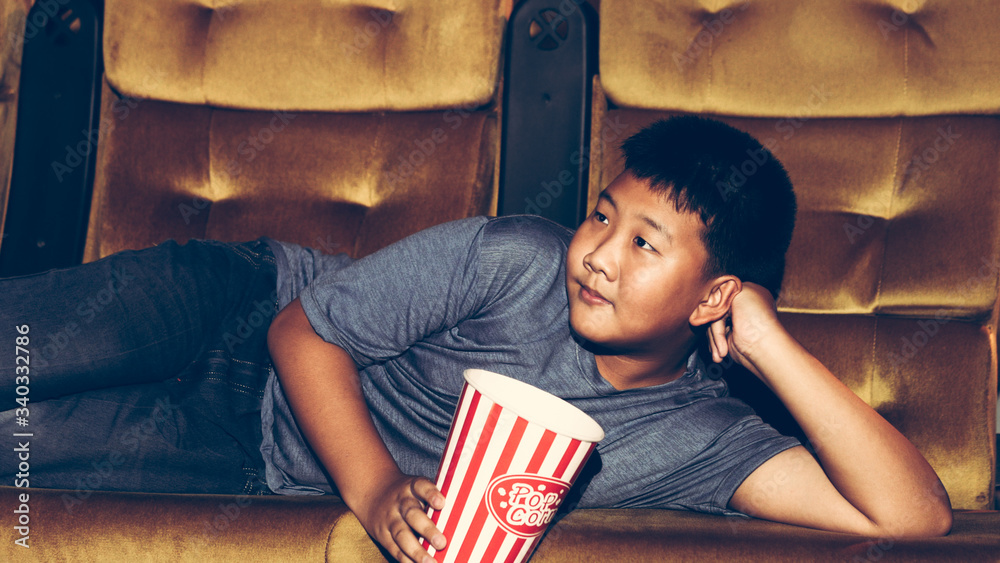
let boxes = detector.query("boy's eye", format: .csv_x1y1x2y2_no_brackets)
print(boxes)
594,211,608,224
635,236,654,251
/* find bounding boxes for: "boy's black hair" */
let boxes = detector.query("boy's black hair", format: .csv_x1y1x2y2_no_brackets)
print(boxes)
621,116,797,297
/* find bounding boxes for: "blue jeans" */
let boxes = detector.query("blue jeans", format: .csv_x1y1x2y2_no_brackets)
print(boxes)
0,238,278,499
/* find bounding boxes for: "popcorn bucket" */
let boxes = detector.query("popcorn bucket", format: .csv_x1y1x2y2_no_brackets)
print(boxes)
423,369,605,563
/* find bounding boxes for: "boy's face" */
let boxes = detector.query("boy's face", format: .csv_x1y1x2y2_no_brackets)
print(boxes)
566,171,714,352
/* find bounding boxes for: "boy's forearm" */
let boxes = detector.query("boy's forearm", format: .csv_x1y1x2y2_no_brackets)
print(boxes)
268,300,448,562
746,323,952,535
266,299,403,513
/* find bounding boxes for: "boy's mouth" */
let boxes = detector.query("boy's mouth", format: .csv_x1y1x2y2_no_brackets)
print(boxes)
579,284,612,306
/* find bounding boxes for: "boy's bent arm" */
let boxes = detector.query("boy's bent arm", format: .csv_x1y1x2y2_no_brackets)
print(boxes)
267,298,446,563
715,284,953,538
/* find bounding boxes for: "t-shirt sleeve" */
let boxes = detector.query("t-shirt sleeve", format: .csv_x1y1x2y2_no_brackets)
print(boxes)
297,216,490,367
583,398,800,517
659,414,800,517
704,416,801,516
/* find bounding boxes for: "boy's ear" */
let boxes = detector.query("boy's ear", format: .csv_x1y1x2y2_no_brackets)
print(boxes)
689,275,742,327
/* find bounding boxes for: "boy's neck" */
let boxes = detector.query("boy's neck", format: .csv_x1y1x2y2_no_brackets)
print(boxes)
593,340,698,390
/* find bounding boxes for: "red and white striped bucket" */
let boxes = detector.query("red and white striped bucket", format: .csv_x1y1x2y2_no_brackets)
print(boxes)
423,369,605,562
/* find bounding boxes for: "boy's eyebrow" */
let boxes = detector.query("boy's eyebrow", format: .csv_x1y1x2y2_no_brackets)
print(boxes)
598,190,616,209
599,190,672,243
640,216,672,243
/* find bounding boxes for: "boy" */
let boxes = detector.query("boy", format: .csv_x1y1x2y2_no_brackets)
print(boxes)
1,117,950,562
264,117,951,562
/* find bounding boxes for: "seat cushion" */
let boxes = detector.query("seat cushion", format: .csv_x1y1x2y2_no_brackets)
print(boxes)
600,0,1000,117
2,487,998,562
104,0,506,111
85,80,498,260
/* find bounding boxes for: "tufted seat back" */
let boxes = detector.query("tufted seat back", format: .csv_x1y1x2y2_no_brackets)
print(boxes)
83,0,507,260
590,0,1000,510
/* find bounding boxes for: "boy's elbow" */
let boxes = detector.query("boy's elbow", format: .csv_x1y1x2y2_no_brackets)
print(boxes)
914,505,953,538
930,510,953,537
877,503,953,539
894,513,952,539
912,488,954,538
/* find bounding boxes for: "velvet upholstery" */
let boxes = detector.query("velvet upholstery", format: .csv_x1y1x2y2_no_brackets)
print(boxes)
1,0,998,561
103,0,507,112
2,488,999,561
84,79,498,260
600,0,1000,117
81,0,505,261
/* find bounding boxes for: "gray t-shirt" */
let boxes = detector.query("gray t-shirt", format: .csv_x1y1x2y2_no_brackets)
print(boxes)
260,216,798,515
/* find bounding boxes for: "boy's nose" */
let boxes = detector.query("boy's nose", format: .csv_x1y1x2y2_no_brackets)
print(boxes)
583,239,618,281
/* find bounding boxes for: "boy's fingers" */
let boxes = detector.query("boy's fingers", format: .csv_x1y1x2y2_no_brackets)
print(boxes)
402,500,447,551
389,520,433,563
389,478,445,560
400,479,446,547
408,479,447,551
412,477,446,510
708,319,728,362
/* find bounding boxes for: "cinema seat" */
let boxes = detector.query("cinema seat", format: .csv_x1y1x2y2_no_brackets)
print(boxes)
79,1,505,260
2,1,999,561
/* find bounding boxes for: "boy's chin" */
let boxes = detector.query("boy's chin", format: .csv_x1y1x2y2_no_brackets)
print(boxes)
568,320,624,354
571,333,620,356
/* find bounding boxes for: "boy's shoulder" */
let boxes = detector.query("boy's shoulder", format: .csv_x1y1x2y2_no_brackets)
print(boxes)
481,214,574,257
468,215,574,298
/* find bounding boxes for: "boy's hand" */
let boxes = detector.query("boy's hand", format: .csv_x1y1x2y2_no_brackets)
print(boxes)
357,473,448,563
706,281,785,378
